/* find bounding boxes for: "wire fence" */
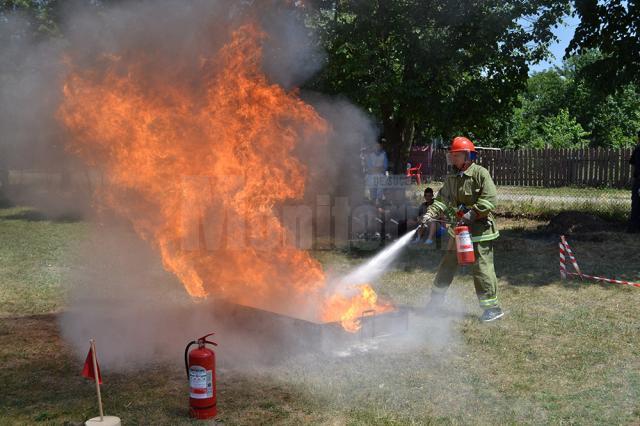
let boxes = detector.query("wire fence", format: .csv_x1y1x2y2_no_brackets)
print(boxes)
0,168,634,224
406,146,635,221
405,182,631,222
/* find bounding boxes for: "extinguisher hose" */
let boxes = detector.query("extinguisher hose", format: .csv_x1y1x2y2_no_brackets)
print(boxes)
184,340,197,380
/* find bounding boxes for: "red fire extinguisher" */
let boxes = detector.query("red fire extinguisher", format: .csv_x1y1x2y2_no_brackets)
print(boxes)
185,333,218,419
454,204,476,266
454,225,475,265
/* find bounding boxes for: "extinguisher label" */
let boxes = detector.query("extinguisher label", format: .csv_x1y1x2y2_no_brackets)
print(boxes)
189,366,213,399
456,231,474,252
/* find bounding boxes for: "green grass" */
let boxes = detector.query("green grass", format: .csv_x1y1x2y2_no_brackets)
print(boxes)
494,185,628,198
1,208,640,424
0,207,87,316
409,183,632,222
498,199,631,221
414,182,629,198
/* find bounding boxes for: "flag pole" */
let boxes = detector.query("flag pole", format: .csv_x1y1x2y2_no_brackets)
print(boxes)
90,339,104,421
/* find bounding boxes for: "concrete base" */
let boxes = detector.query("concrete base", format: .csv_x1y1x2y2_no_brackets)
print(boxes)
85,416,121,425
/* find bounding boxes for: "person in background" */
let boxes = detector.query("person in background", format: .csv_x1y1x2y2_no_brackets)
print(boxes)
628,130,640,233
366,140,389,202
413,187,446,245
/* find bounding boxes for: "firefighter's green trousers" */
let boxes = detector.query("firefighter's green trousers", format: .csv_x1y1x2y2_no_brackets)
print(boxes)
433,238,499,309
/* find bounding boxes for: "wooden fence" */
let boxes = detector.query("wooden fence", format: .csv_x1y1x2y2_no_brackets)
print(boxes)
409,147,636,188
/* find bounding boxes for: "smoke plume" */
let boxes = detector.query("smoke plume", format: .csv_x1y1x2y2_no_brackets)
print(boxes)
0,0,391,367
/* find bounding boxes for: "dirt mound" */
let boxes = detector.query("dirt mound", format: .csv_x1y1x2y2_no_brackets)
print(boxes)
545,211,617,235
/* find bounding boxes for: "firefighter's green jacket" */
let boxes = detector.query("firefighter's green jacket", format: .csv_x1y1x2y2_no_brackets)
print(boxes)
426,163,499,242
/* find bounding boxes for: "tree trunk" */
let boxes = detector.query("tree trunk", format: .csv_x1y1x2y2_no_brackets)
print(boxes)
381,110,415,174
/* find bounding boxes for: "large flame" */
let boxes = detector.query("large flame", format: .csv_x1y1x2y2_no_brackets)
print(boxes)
59,23,391,330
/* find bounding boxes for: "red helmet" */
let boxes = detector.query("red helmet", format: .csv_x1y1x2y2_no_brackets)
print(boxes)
449,136,476,153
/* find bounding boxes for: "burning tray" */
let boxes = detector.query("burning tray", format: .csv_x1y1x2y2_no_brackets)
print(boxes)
209,299,409,355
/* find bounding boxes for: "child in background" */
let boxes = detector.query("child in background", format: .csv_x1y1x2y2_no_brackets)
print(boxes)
414,187,445,244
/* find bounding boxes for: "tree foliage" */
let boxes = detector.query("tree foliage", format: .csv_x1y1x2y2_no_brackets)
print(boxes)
2,0,636,160
568,0,640,93
540,108,590,147
503,52,640,148
308,0,570,170
0,0,61,37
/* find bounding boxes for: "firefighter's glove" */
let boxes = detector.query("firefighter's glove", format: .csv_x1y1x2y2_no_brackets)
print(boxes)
459,209,477,225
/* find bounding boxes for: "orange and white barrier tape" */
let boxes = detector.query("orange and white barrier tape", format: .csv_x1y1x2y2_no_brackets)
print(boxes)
559,235,640,288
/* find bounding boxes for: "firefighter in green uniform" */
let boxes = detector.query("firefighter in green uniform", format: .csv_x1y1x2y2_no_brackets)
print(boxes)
421,136,504,322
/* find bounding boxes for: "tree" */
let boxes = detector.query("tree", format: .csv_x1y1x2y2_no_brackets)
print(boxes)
562,51,640,147
540,108,590,147
589,85,640,147
308,0,570,170
0,0,61,37
504,51,640,148
568,0,640,93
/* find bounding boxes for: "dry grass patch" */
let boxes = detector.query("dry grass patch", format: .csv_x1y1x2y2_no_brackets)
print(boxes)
1,208,640,424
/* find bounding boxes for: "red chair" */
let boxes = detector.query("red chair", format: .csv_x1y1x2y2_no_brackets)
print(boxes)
406,163,422,185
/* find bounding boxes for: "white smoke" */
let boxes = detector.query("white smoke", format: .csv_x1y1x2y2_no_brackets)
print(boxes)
1,1,463,377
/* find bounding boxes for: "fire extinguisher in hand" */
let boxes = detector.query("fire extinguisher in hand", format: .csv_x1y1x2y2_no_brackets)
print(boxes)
185,333,218,419
454,225,475,265
455,205,476,265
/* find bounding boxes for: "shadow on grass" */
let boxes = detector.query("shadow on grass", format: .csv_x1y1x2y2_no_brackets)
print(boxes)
494,227,639,289
1,209,83,223
0,193,14,209
0,313,330,425
380,225,639,291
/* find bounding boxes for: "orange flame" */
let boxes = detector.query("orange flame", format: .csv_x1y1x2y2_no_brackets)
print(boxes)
59,22,392,329
320,284,394,332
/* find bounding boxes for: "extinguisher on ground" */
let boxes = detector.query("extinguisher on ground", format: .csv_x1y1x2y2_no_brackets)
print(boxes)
185,333,218,420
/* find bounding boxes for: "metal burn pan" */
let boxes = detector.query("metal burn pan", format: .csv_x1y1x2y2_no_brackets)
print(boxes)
209,299,409,354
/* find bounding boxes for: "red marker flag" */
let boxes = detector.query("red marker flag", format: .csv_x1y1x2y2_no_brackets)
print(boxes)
81,345,103,384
